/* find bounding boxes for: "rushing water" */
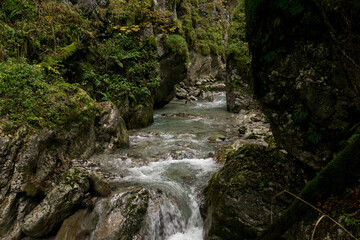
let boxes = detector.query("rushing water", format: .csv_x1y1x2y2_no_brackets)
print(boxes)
90,92,245,239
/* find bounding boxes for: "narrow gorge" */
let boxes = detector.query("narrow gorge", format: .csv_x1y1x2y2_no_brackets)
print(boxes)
0,0,359,239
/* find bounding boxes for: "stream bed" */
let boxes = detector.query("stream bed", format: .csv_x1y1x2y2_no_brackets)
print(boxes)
70,92,270,239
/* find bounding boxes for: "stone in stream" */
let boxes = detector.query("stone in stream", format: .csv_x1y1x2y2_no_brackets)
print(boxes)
208,134,226,142
175,86,188,99
88,171,111,197
238,126,247,135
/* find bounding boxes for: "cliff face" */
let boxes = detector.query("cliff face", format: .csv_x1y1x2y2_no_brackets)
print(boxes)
226,0,253,113
201,1,360,239
246,0,360,170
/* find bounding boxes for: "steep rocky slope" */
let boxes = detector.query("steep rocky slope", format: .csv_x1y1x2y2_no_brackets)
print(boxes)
201,0,360,239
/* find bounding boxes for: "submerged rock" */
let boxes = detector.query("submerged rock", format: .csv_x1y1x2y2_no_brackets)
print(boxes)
55,209,97,240
201,145,307,239
208,134,226,142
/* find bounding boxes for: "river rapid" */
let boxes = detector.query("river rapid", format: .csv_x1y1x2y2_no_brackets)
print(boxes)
73,92,269,239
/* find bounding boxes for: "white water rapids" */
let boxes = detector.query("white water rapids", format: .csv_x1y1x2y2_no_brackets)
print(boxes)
90,92,243,239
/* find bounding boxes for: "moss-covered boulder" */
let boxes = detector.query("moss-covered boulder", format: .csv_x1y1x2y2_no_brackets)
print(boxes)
201,145,307,239
126,101,154,129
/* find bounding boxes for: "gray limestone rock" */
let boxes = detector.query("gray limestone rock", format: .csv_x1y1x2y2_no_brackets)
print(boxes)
95,102,129,153
88,171,111,197
22,169,90,238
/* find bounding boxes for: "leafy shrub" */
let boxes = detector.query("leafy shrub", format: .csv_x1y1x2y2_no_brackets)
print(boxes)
0,59,96,132
164,34,189,66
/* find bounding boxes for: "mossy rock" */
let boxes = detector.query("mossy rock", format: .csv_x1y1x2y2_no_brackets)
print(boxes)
201,145,307,240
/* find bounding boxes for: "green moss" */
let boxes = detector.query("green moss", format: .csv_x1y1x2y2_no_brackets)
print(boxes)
0,58,97,133
165,34,189,67
176,0,227,56
57,169,88,188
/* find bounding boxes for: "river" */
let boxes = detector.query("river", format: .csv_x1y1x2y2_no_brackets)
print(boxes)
74,92,268,239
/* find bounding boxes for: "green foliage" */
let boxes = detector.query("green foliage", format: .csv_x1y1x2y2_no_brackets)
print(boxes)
227,0,251,72
176,0,226,56
293,108,309,123
0,59,96,132
164,34,189,66
76,34,160,105
306,123,322,145
165,34,189,57
342,213,360,227
0,0,90,61
1,0,36,22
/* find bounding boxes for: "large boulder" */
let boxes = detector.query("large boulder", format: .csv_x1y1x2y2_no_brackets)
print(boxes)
201,145,307,239
95,101,129,152
126,102,154,129
154,52,187,108
56,186,185,240
22,169,90,237
245,0,360,170
88,171,111,197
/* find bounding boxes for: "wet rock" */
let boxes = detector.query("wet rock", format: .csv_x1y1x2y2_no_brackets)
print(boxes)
162,113,199,119
170,150,195,159
213,146,233,163
199,91,216,101
208,134,226,142
245,133,259,140
238,126,247,135
201,145,308,240
207,82,226,91
126,102,154,129
250,116,261,122
226,58,254,113
55,209,97,240
74,187,185,240
186,52,226,86
175,86,188,99
88,171,111,197
0,193,37,240
0,115,114,239
22,169,90,238
95,102,129,153
173,51,226,102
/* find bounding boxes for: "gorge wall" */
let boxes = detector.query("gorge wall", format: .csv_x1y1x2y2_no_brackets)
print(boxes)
201,0,360,239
